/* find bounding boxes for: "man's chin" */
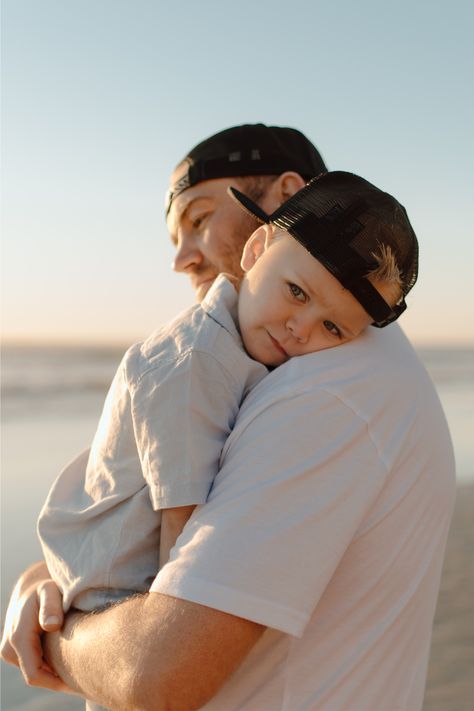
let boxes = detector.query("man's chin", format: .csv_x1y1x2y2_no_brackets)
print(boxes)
195,278,216,302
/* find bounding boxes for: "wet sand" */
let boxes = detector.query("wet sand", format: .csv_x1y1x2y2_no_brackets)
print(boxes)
424,483,474,711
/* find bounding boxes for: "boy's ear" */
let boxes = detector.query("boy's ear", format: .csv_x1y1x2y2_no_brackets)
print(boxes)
240,225,270,272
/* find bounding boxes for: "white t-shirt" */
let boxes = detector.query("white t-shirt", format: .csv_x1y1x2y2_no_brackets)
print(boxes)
38,276,266,612
151,324,456,710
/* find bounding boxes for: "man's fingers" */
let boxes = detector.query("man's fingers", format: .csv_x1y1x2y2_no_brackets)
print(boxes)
38,580,64,631
0,636,20,667
14,620,60,691
19,640,79,696
1,581,23,667
20,661,71,693
0,563,69,692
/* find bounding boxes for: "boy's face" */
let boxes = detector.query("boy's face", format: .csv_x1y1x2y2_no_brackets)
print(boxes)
238,227,381,367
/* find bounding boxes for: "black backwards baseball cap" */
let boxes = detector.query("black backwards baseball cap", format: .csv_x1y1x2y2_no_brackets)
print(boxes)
165,123,327,215
229,171,419,328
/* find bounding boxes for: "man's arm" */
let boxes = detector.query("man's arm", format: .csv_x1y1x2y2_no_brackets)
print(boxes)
44,592,265,711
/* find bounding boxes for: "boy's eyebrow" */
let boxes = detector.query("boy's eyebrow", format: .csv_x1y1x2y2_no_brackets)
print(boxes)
294,271,330,308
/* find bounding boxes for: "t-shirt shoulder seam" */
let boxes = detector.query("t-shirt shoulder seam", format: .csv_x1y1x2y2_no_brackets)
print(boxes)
298,382,391,473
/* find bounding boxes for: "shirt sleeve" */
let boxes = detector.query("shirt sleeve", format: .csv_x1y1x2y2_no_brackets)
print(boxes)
130,349,241,510
150,381,388,636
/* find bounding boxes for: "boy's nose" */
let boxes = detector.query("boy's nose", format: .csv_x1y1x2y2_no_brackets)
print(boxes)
286,315,313,343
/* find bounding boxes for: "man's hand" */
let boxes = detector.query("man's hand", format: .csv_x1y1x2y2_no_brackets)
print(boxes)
0,561,73,693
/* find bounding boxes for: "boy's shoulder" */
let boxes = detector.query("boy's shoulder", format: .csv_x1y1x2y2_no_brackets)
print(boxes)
122,276,264,387
123,302,217,376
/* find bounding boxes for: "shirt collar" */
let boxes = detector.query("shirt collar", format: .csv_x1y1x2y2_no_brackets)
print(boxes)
200,274,241,340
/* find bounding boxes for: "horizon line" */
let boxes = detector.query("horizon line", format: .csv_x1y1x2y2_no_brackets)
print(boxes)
3,337,474,351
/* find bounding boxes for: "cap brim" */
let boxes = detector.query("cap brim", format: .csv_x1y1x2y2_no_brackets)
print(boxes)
227,187,271,224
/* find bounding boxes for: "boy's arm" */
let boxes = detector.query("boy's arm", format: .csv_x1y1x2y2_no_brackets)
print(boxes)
1,503,200,697
159,505,196,568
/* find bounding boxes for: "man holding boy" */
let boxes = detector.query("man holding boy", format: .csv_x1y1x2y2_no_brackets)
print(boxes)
1,125,456,710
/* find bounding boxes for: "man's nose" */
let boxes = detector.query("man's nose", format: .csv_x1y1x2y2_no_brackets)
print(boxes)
172,236,203,273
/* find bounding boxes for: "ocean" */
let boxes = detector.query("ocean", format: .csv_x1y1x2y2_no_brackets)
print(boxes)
1,343,473,710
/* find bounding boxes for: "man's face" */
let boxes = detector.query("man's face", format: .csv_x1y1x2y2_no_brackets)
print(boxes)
166,169,264,302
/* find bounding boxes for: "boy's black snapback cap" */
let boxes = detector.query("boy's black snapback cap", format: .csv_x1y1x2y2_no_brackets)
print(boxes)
229,171,418,328
166,124,327,215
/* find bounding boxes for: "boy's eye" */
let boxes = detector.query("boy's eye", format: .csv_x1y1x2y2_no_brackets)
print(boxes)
324,320,342,338
288,283,307,302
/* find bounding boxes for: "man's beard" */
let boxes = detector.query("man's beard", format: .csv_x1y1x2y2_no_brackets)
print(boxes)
226,212,262,278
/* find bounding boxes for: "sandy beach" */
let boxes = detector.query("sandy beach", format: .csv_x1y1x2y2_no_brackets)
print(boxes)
424,483,474,711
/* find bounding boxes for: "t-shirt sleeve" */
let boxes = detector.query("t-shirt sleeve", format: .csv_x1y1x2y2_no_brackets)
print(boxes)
150,383,388,636
130,349,241,510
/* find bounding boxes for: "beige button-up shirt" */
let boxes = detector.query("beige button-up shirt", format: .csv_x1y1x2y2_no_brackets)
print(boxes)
38,275,267,613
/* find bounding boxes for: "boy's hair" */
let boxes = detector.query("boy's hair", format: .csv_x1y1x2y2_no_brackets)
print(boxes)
228,171,419,328
367,245,403,305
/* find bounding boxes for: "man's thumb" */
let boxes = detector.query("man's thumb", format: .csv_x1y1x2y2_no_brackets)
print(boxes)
38,580,64,631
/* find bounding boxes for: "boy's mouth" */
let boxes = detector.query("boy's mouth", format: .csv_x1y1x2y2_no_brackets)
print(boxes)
267,332,289,360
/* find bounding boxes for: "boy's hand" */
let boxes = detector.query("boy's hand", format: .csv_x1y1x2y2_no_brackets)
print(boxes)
0,562,73,693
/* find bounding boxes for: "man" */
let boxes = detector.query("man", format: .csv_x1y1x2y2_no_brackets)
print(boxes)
1,124,455,710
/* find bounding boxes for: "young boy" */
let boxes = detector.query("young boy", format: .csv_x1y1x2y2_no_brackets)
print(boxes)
38,171,418,614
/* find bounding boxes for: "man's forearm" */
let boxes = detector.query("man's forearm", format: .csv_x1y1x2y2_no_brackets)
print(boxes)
44,596,148,710
43,590,263,711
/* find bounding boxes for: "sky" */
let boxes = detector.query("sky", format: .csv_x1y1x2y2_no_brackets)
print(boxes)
2,0,473,346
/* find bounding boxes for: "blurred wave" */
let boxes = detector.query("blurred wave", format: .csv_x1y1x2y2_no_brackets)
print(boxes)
1,344,473,480
2,343,473,400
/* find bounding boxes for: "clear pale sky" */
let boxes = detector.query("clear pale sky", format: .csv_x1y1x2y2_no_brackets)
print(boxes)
2,0,473,346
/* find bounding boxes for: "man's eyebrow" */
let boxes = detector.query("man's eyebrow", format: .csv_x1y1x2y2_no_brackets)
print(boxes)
176,196,212,224
168,196,213,244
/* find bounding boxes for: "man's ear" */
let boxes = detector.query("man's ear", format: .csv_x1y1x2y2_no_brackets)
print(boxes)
260,172,307,213
240,225,270,272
